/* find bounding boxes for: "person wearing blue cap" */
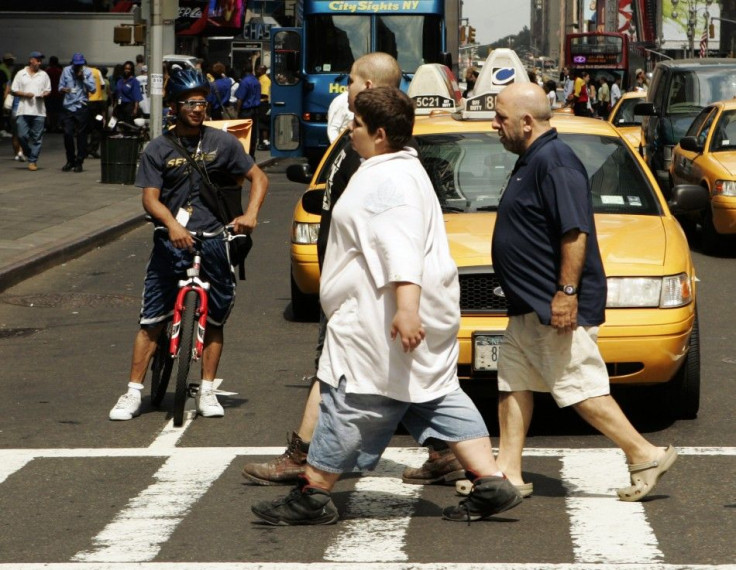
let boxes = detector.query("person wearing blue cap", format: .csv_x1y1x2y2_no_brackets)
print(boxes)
10,51,51,171
59,52,96,172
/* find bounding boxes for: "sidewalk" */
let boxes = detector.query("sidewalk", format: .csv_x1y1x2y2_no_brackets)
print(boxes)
0,132,274,292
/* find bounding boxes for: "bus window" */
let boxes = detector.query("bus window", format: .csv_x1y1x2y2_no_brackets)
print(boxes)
376,15,442,73
273,30,300,86
306,15,369,74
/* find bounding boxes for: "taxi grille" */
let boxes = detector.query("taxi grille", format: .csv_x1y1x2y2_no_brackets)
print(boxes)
458,269,508,314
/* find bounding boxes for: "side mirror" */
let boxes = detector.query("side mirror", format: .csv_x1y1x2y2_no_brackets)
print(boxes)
301,189,325,215
667,184,710,215
634,102,656,116
286,163,313,184
678,136,703,153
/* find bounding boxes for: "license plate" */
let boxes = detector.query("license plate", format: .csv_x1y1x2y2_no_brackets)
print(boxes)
473,333,503,372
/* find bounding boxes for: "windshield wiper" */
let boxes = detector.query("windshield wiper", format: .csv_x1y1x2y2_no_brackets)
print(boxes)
475,205,499,212
441,205,466,213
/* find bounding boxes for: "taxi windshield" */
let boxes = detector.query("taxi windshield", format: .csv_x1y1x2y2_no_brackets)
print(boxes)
416,132,661,215
709,109,736,152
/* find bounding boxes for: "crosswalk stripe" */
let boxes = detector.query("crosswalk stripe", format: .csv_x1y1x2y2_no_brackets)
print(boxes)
562,449,662,563
2,447,734,567
325,448,427,563
2,563,733,569
71,449,237,563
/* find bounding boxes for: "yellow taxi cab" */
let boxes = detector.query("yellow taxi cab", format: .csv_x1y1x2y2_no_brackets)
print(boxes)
288,51,709,419
607,91,646,148
670,98,736,253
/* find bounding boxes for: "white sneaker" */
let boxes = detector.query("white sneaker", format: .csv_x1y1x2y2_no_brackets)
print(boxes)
196,389,224,417
109,392,141,420
14,153,25,162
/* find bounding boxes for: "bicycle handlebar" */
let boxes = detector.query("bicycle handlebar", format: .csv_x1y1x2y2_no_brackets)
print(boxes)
152,223,250,242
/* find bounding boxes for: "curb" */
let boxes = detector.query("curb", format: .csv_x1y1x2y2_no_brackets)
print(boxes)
0,156,281,293
0,213,146,293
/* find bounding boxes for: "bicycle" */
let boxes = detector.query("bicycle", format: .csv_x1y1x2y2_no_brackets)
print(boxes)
148,224,248,427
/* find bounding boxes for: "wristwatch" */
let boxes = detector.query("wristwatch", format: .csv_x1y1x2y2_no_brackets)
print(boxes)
557,284,578,296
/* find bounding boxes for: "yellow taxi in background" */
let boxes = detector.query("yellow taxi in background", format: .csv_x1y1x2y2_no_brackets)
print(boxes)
608,91,646,148
670,98,736,253
288,56,709,420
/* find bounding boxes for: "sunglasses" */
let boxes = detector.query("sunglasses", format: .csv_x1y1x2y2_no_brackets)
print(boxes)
179,100,208,109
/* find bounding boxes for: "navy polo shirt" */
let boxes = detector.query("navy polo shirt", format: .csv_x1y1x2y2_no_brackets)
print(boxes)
491,128,606,326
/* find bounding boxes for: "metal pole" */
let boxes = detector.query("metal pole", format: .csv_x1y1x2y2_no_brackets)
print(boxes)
559,0,566,70
149,0,164,141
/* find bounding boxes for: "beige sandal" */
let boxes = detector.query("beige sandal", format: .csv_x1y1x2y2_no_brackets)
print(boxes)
617,445,678,502
456,479,533,498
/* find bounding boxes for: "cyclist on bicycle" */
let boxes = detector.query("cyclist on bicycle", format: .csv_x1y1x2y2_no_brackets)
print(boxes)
109,68,269,421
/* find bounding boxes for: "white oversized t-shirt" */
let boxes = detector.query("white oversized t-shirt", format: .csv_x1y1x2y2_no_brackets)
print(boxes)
318,147,461,403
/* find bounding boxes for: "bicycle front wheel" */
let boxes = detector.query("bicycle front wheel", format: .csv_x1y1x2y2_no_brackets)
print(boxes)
150,323,173,407
173,290,199,427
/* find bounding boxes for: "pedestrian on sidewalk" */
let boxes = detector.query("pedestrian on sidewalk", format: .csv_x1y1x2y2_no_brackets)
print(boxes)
86,65,109,159
10,51,51,171
251,86,522,526
59,53,96,173
108,69,269,422
44,55,63,133
256,64,271,150
113,60,142,126
490,82,677,502
234,60,260,159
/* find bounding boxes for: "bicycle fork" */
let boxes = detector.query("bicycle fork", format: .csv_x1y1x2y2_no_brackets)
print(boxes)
169,280,210,360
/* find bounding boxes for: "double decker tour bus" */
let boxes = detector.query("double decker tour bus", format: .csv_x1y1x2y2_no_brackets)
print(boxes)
270,0,456,167
565,31,644,90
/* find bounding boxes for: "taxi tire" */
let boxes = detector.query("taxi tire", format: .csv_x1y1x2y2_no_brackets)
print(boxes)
290,272,319,322
665,311,700,420
700,206,721,255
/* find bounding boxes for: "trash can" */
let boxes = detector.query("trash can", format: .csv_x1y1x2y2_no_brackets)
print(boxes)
101,135,141,184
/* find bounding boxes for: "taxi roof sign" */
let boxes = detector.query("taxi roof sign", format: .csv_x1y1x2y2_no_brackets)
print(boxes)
462,48,529,120
407,64,462,115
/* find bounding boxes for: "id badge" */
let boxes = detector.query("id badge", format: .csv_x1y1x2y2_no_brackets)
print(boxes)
175,207,190,227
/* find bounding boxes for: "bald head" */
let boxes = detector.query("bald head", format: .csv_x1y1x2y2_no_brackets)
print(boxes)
492,82,554,155
498,82,553,124
352,52,402,88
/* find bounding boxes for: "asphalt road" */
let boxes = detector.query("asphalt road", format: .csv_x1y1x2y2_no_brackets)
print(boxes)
0,160,735,569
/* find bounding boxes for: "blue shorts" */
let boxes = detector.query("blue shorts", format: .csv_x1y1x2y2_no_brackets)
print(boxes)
139,233,236,328
307,378,489,474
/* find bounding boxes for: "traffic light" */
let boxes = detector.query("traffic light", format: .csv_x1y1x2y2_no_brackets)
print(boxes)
709,23,715,39
468,26,476,44
460,25,466,44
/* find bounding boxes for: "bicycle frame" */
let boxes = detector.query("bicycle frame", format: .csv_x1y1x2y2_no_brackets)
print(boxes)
169,248,211,361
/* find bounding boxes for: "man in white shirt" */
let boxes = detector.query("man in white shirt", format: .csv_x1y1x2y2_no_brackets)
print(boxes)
326,89,352,143
251,86,522,526
11,51,51,171
610,76,622,109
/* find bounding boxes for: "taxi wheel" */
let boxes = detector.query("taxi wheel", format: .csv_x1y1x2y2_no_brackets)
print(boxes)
290,272,319,322
700,206,721,255
665,312,700,420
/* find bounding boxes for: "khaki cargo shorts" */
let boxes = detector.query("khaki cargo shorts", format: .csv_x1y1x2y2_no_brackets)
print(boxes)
497,312,610,407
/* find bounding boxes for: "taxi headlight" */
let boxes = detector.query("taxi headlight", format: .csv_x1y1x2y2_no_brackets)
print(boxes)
714,180,736,196
292,222,320,245
606,273,693,308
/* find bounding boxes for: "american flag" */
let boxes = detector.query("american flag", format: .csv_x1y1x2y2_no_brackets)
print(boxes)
700,27,709,58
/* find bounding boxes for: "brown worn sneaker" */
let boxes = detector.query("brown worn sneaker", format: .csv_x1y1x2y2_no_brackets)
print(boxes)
402,446,465,485
242,431,309,485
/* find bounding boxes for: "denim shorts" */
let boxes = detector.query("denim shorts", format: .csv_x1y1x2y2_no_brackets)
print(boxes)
139,233,235,328
497,313,610,407
307,378,489,474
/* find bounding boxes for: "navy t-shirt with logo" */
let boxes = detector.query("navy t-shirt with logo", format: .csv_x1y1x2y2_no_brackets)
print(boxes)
136,126,254,233
491,128,606,326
